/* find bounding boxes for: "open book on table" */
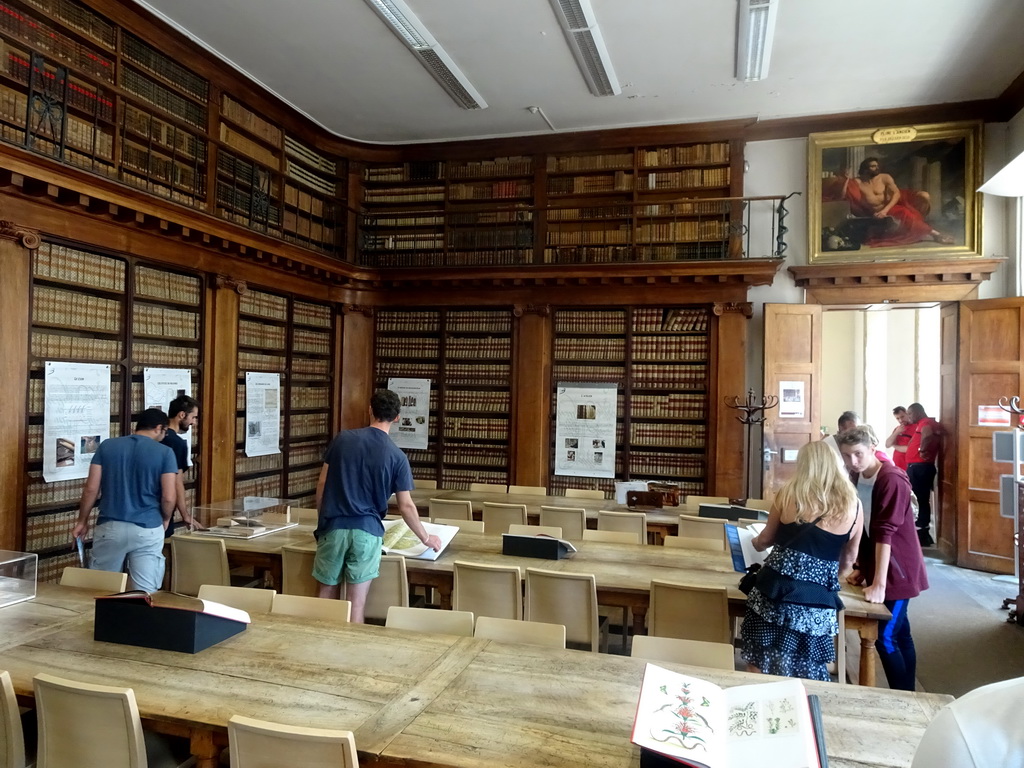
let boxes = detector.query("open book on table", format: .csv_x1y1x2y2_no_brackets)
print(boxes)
632,663,826,768
724,523,769,572
95,591,251,624
382,518,458,560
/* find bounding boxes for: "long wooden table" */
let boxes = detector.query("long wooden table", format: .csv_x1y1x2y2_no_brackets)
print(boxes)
0,585,951,768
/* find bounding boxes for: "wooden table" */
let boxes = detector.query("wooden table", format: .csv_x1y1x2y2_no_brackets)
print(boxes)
0,587,950,768
0,582,100,650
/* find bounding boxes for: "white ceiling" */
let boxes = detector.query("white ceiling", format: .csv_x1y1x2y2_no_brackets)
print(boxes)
135,0,1024,145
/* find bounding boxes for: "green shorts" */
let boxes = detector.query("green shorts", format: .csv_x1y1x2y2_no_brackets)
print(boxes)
312,529,383,586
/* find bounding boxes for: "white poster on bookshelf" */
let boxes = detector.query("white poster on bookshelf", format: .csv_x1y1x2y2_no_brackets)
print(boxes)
43,361,111,482
244,372,281,458
143,367,193,467
387,377,431,451
555,383,617,478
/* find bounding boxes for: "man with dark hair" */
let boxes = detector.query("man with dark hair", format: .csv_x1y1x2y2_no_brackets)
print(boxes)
162,395,205,533
71,408,178,593
886,406,914,472
838,426,928,691
822,410,860,456
314,389,441,623
905,403,943,547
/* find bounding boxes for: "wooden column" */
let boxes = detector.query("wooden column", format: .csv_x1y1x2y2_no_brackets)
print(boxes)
710,302,752,499
201,276,243,506
511,304,552,487
339,305,375,430
0,222,39,550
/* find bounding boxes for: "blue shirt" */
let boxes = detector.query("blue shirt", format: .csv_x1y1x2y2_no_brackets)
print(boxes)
92,434,177,528
316,427,413,539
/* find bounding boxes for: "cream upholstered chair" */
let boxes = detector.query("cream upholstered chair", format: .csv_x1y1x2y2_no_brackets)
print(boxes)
385,606,474,636
272,594,351,622
630,636,735,670
648,581,731,644
170,534,229,596
60,566,127,593
564,488,603,500
469,483,507,494
428,498,473,521
363,555,409,623
539,506,586,540
432,518,485,533
663,535,725,553
413,479,438,490
597,510,646,544
507,485,546,496
289,507,318,523
481,502,527,534
742,498,772,512
280,545,318,597
686,495,730,507
475,617,566,649
507,524,563,538
2,670,27,768
198,584,275,614
525,568,605,653
582,529,640,545
452,561,522,621
677,515,728,546
228,715,358,768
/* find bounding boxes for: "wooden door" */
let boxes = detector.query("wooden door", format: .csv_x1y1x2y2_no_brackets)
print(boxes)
956,298,1024,573
937,303,958,555
762,304,822,500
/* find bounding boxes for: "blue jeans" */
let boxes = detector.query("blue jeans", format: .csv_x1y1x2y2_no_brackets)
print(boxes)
91,520,166,593
876,598,917,691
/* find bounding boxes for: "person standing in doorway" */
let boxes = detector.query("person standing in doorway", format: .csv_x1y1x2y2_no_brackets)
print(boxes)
161,395,205,533
822,411,860,456
313,389,441,623
905,403,943,547
885,406,914,472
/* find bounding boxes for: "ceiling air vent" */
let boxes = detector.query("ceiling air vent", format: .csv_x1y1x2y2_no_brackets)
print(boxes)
548,0,620,97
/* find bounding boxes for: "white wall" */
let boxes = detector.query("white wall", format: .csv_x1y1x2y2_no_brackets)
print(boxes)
821,311,861,433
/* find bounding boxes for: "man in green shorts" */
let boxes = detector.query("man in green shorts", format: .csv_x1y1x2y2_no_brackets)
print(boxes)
313,389,440,622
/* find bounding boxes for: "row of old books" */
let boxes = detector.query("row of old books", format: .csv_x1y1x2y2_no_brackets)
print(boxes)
291,356,330,378
552,363,625,382
364,213,444,228
121,140,202,192
548,172,633,195
33,285,120,332
446,337,511,359
376,337,441,358
284,181,331,214
132,304,199,339
123,104,205,160
637,219,728,242
133,342,199,368
377,310,441,333
447,312,512,333
632,336,708,361
543,245,631,263
449,208,532,225
25,508,93,552
639,242,726,261
555,337,626,361
547,151,633,173
240,290,289,322
237,351,286,373
293,301,332,329
444,390,511,413
235,452,283,475
235,474,282,499
220,122,278,169
290,387,330,410
292,328,331,355
442,417,509,442
633,364,707,389
285,135,337,175
446,362,511,386
555,310,627,335
364,232,444,251
376,361,438,380
124,172,200,205
639,200,728,216
238,320,287,350
632,393,705,419
32,331,122,362
364,161,444,182
441,468,507,490
221,94,281,146
35,242,125,290
548,205,632,221
639,142,730,167
287,442,325,467
288,466,320,495
448,228,533,249
629,423,707,447
629,452,705,477
122,31,208,101
442,445,508,467
639,167,730,190
663,309,710,332
406,449,438,465
289,412,329,439
449,180,532,200
449,156,533,178
25,470,97,507
547,226,631,245
363,185,444,204
23,0,114,48
282,213,336,246
121,66,205,129
135,265,200,304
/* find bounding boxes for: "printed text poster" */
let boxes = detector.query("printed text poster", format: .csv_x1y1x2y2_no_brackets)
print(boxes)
43,361,111,482
144,367,193,466
555,383,616,478
245,372,281,457
388,377,431,450
779,381,805,419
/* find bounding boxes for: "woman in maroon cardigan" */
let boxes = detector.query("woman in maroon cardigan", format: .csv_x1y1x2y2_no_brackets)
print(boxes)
837,426,929,691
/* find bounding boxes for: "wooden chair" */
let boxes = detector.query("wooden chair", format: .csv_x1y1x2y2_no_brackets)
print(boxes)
170,535,229,596
481,502,527,534
363,555,409,623
648,581,731,644
507,485,546,496
564,488,603,500
475,617,566,649
736,518,764,528
597,510,646,544
1,670,27,768
507,524,563,538
432,518,485,533
582,529,640,545
452,561,522,621
59,566,127,593
280,545,318,597
662,535,725,553
413,479,438,490
539,506,586,540
198,584,275,614
288,507,318,523
469,483,507,494
685,495,729,507
272,594,351,622
385,606,474,636
677,515,728,545
525,568,605,653
228,714,358,768
742,498,772,511
428,498,473,521
630,636,735,670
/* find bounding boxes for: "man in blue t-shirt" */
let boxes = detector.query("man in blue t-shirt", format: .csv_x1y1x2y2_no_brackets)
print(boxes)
72,408,178,593
314,389,441,622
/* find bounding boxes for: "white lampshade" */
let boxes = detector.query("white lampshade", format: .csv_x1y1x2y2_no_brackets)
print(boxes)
978,149,1024,197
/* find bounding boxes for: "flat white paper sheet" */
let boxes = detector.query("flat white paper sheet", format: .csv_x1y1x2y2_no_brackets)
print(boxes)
143,367,193,467
43,361,111,482
554,383,617,478
244,372,281,457
387,377,430,450
779,380,805,419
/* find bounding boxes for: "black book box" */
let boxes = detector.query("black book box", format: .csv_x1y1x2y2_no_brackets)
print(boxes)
501,534,574,560
94,594,247,654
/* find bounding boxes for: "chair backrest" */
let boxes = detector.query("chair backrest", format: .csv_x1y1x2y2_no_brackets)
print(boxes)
597,510,646,543
507,485,546,496
736,518,763,528
272,594,351,622
452,561,522,621
1,670,26,768
198,584,276,614
59,566,127,593
432,518,485,533
481,502,528,534
662,535,725,553
582,529,640,545
280,545,318,597
228,714,358,768
648,581,731,644
288,507,319,523
34,672,146,768
525,568,599,652
686,495,730,507
677,515,728,545
469,483,507,494
413,479,438,490
428,498,473,521
363,555,409,622
564,488,603,500
385,606,474,636
630,635,735,670
538,506,586,540
507,524,563,538
170,535,229,596
742,498,772,511
474,617,566,649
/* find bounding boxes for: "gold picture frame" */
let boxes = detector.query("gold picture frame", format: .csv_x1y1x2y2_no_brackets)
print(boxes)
807,121,982,263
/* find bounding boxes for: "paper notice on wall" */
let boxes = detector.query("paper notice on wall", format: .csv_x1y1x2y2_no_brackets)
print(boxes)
43,361,111,482
387,377,431,450
554,383,617,478
144,367,193,466
779,381,805,419
244,372,281,457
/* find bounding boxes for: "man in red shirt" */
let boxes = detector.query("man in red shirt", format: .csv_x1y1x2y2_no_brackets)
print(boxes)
905,403,943,547
885,406,914,472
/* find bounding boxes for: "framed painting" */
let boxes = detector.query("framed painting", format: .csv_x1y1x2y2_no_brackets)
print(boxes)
807,121,982,263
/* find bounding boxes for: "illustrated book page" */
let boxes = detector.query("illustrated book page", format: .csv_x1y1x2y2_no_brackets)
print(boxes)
382,518,458,560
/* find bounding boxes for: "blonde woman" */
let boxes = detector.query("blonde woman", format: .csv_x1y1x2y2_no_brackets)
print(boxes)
740,441,862,681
